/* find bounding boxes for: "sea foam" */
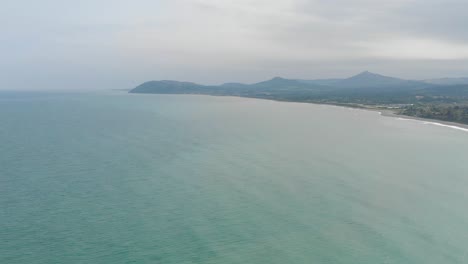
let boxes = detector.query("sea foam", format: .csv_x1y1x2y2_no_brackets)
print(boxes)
393,116,468,133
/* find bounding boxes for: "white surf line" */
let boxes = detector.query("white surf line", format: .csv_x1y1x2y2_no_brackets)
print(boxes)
396,117,416,121
421,121,468,132
378,113,468,133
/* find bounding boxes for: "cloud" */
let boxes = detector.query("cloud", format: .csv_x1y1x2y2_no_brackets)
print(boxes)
1,0,468,89
356,38,468,60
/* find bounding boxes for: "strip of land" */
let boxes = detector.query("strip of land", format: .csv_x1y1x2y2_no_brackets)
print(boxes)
129,71,468,126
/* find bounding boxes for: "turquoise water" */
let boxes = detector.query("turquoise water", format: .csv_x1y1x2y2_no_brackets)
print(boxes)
1,91,468,263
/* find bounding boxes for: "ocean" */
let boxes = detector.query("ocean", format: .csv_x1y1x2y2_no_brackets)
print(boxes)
1,91,468,263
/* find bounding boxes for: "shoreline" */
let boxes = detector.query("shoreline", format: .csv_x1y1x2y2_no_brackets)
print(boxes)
272,100,468,132
129,92,468,132
364,108,468,131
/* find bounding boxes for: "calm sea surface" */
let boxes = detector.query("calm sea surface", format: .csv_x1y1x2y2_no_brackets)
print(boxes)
1,91,468,263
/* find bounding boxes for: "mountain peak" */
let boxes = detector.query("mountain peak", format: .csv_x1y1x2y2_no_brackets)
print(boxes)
345,71,397,82
258,77,296,84
354,71,381,77
271,76,287,81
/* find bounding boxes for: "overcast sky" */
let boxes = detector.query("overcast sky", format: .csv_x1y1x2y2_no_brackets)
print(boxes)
2,0,468,90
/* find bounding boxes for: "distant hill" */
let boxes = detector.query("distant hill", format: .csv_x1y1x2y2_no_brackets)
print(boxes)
131,80,209,94
131,77,329,98
250,77,329,92
296,71,431,91
221,82,248,88
129,71,468,124
129,72,468,102
296,78,342,86
130,72,468,97
334,71,428,89
253,77,311,88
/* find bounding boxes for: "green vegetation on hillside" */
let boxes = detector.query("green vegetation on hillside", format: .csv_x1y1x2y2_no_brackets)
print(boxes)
400,104,468,124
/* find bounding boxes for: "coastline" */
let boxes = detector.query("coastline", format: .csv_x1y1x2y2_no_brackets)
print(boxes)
296,102,468,132
376,109,468,131
129,92,468,132
283,101,468,132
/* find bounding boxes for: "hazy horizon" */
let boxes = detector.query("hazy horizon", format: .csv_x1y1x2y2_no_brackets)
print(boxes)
2,0,468,90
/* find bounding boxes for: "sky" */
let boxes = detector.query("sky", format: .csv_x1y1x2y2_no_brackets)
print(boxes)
1,0,468,90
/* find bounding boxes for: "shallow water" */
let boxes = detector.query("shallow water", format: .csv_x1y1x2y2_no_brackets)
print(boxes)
1,92,468,263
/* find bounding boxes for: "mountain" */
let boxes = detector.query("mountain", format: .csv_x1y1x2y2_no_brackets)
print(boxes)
129,72,461,99
333,71,429,90
130,77,329,97
251,77,326,91
129,72,468,125
296,71,430,90
131,80,205,94
221,82,248,88
423,77,468,86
